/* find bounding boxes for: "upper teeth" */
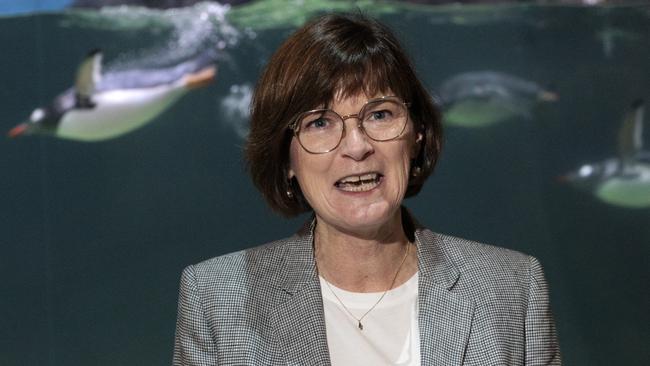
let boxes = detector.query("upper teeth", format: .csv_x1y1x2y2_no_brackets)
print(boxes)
339,173,378,184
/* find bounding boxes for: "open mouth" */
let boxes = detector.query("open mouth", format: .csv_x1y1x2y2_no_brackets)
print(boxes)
334,173,383,192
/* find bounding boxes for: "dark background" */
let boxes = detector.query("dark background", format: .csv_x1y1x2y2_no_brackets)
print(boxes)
1,2,649,365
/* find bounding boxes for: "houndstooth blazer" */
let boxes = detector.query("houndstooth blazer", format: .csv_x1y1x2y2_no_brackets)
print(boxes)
173,212,561,365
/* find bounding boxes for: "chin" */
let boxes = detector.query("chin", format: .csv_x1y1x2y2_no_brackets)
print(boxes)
330,201,400,233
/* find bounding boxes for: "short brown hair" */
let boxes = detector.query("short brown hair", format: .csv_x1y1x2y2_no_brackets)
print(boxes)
246,13,443,217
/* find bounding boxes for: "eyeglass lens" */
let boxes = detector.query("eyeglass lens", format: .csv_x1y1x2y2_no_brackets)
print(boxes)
296,99,407,153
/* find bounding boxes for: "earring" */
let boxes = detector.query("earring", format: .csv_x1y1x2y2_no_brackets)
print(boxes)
287,173,295,199
411,166,422,177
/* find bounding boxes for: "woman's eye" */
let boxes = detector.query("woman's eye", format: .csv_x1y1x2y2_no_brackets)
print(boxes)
305,118,329,129
368,110,391,121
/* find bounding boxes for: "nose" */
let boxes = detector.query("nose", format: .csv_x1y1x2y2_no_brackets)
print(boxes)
338,115,374,161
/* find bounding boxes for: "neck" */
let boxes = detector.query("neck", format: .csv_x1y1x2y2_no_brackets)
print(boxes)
313,211,417,292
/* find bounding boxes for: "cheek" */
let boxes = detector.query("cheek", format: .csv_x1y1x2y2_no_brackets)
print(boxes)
397,132,418,184
397,154,412,191
288,139,300,179
289,139,320,179
382,146,413,199
289,140,331,192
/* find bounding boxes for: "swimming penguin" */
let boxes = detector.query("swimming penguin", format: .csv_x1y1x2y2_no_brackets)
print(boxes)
8,49,217,141
438,71,557,128
561,100,650,208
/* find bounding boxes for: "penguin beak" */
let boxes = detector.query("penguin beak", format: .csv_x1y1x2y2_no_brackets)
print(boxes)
557,171,581,184
538,90,559,102
7,122,31,138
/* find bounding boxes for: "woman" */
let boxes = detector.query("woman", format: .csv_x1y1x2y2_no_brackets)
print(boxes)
173,13,561,365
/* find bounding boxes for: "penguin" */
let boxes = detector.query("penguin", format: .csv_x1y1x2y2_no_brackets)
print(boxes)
438,71,557,128
561,100,650,208
8,49,217,141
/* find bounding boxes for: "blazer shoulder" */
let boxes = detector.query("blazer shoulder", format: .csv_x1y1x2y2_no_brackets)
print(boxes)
418,229,538,303
421,230,531,269
186,235,298,292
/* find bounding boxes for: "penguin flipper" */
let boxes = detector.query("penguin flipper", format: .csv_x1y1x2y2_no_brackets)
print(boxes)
618,99,645,168
74,49,103,108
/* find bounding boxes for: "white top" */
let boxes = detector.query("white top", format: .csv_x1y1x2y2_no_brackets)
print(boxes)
319,272,420,366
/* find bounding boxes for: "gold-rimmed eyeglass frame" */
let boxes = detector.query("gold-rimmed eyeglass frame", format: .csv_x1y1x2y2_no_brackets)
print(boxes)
289,96,410,154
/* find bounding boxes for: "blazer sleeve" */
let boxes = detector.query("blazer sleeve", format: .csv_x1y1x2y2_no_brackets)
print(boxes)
172,265,218,366
525,256,562,365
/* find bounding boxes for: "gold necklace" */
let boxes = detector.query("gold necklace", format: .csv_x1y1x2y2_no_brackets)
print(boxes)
318,243,410,331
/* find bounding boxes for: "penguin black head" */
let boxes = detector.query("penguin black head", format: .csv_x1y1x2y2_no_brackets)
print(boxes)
560,159,620,193
8,90,74,138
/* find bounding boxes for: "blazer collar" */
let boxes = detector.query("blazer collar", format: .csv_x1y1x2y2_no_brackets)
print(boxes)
268,217,332,365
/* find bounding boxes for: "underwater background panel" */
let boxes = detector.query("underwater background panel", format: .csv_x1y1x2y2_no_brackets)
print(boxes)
1,1,649,365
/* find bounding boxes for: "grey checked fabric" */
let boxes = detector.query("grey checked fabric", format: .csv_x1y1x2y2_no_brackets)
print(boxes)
173,212,561,365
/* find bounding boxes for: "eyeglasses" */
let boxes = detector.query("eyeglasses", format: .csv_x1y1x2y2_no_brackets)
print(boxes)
289,96,410,154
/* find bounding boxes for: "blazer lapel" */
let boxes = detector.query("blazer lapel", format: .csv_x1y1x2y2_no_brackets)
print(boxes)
268,220,331,366
415,228,475,366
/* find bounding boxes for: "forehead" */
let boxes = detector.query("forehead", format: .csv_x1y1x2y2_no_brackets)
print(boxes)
304,63,402,109
327,88,394,109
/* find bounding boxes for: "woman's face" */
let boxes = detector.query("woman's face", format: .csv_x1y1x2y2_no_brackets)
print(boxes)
288,92,421,237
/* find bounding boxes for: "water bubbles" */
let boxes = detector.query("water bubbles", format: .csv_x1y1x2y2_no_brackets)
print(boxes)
161,2,240,61
62,2,242,69
220,83,252,139
243,27,257,40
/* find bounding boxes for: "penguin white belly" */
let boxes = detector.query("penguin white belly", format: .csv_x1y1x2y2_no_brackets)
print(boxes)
596,165,650,208
445,99,521,127
57,84,187,141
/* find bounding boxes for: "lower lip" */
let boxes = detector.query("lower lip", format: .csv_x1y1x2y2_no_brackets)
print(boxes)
335,176,383,195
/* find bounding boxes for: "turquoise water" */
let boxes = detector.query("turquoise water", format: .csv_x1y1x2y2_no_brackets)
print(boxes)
0,0,71,15
1,2,649,365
